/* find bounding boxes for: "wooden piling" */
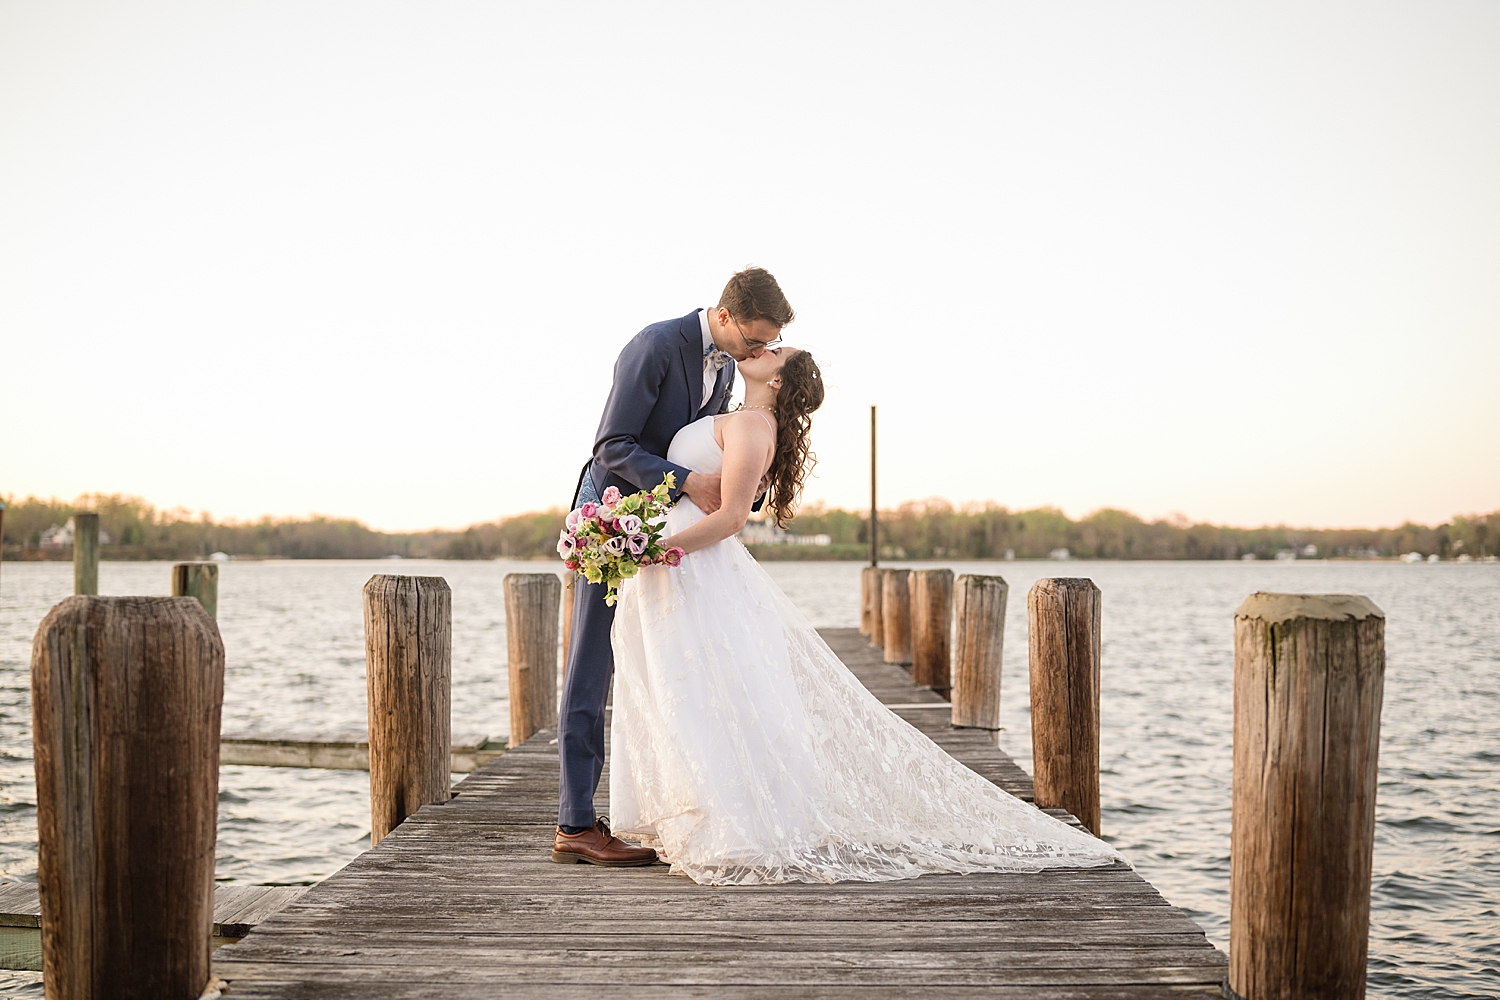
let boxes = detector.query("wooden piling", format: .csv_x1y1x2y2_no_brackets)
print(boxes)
1230,592,1385,1000
870,568,887,648
363,575,452,846
911,568,954,693
1028,577,1102,836
561,570,576,679
31,596,223,999
882,569,913,665
171,562,219,620
951,575,1008,736
859,566,881,637
505,573,561,748
869,404,878,567
72,512,99,596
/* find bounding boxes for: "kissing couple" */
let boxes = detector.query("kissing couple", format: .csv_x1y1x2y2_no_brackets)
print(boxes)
554,266,1119,884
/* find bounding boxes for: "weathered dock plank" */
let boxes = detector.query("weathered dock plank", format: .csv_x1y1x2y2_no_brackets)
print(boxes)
219,730,503,772
0,883,308,971
213,628,1226,998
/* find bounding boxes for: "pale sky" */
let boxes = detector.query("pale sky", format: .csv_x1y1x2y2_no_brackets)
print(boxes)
3,2,1497,532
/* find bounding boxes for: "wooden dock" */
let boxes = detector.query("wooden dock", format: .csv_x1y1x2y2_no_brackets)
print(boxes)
212,628,1227,998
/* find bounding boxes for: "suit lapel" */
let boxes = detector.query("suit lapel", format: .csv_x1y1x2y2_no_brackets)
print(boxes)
680,339,702,425
679,312,704,425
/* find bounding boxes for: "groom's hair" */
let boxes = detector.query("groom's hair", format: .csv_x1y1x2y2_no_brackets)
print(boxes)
718,267,795,328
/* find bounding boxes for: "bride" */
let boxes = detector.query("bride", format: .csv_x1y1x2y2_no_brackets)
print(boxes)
608,345,1122,885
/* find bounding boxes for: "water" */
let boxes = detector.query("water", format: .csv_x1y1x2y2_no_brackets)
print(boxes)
0,559,1495,997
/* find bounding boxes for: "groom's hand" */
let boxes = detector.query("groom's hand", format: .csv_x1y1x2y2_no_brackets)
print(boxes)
682,472,723,514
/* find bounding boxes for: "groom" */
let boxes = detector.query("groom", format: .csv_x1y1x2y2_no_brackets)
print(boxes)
552,266,796,866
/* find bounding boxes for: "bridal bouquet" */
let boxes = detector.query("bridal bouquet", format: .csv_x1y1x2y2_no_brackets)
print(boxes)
558,473,685,606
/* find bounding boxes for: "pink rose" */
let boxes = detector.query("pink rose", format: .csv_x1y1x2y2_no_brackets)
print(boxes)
664,547,684,567
601,486,622,506
579,502,598,519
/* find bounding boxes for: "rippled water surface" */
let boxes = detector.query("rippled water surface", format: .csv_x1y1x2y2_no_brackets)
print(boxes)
0,559,1495,997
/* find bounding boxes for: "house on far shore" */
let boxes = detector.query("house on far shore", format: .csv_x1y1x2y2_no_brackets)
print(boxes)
738,520,831,547
38,523,72,549
38,518,111,549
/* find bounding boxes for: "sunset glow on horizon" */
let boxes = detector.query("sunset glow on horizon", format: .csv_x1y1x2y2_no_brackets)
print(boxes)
3,3,1496,532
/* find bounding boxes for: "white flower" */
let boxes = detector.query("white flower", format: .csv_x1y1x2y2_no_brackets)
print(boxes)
556,532,577,559
603,535,627,556
617,514,643,535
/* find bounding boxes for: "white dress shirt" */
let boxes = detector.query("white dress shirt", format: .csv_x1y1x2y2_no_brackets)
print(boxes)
697,308,719,411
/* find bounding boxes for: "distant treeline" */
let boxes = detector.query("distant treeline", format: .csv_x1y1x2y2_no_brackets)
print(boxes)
0,493,565,562
2,493,1494,563
775,501,1497,561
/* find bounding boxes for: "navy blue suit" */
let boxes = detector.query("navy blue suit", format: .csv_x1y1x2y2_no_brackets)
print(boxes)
559,310,735,828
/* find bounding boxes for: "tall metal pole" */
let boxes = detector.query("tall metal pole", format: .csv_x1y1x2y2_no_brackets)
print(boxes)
869,405,878,567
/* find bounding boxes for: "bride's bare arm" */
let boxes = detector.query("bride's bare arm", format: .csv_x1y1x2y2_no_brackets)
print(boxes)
662,415,775,555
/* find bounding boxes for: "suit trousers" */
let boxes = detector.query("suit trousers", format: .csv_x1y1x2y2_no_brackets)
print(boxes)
558,469,611,829
557,575,613,828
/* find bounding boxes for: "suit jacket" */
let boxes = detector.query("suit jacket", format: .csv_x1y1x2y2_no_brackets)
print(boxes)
580,310,735,505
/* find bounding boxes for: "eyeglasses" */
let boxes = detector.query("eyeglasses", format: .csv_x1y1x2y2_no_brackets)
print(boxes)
730,313,782,353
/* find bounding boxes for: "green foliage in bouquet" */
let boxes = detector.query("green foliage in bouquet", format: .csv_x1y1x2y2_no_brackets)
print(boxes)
558,473,685,606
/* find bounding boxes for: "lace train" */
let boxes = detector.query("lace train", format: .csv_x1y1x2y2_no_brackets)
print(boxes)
608,500,1124,885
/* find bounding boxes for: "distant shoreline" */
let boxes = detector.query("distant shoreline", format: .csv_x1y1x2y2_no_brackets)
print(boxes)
2,492,1494,564
3,549,1495,565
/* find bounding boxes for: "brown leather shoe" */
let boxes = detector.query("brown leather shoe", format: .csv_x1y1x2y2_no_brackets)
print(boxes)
551,818,658,867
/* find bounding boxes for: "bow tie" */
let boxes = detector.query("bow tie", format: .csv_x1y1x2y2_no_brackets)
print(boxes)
705,346,733,371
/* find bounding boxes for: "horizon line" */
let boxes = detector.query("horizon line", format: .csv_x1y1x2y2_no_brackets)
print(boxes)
1,490,1494,537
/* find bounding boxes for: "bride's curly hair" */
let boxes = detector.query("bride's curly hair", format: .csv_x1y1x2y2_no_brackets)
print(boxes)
765,350,825,528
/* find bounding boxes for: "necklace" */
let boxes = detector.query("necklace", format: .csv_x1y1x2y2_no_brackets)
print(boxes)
737,403,776,414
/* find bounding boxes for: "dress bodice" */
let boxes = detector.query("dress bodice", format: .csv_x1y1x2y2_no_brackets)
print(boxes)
666,415,723,476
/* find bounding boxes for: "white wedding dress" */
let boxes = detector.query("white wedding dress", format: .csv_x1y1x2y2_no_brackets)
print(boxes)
609,414,1122,885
